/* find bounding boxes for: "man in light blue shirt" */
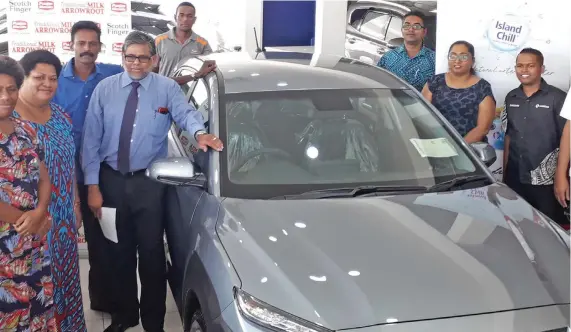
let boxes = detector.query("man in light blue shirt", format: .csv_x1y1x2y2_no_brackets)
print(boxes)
81,31,222,332
52,20,123,314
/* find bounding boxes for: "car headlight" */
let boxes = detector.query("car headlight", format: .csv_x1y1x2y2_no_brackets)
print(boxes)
235,288,331,332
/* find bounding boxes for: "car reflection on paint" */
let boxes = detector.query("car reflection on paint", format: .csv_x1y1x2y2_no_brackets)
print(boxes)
148,51,570,332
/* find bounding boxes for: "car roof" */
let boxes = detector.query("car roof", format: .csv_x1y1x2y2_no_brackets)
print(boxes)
181,51,409,94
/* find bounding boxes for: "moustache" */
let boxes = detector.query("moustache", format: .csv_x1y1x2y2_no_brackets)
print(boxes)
80,52,95,57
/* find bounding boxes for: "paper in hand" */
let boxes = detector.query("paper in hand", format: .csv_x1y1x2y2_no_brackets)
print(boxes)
100,207,118,243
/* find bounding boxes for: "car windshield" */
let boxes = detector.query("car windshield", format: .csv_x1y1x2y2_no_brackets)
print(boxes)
219,88,486,199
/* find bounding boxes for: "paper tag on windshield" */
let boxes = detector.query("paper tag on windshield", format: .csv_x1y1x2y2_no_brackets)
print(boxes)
409,138,458,158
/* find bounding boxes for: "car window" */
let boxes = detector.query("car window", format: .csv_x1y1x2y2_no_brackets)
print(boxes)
179,69,197,95
172,69,209,159
386,16,403,42
359,11,390,40
191,79,209,124
220,89,484,199
349,9,367,29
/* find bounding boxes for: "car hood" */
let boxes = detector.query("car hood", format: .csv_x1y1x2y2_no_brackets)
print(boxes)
216,184,570,330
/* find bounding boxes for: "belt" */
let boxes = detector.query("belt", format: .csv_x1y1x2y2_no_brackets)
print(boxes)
102,163,146,177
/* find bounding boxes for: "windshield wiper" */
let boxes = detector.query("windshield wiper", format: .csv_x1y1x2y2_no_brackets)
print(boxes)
427,175,491,193
270,185,428,200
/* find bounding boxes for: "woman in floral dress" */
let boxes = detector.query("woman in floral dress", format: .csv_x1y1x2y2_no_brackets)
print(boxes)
13,50,86,331
0,56,56,331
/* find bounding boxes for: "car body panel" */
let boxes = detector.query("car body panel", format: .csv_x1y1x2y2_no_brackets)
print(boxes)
195,51,407,94
215,302,570,332
216,188,570,329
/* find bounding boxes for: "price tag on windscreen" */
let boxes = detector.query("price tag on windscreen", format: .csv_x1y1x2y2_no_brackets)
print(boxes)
409,138,458,158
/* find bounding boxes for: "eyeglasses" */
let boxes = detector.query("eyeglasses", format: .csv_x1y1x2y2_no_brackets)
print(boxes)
124,55,152,63
402,23,424,30
448,53,471,62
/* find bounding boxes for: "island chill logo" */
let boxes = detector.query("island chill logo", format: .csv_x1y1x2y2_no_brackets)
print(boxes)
486,14,530,52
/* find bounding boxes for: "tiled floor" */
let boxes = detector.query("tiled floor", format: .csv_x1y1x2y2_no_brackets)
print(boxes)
79,258,183,331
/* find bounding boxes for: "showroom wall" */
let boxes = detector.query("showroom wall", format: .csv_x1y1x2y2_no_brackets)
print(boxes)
262,1,316,47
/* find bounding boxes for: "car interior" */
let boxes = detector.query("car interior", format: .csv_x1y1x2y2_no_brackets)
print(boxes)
223,90,476,185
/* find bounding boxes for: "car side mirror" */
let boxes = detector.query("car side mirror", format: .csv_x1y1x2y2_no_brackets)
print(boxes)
387,38,404,49
145,157,205,187
470,142,497,167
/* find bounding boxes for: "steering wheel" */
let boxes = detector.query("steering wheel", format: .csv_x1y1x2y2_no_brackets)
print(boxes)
230,148,293,174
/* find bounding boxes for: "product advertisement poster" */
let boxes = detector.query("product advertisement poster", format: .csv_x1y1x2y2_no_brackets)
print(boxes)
7,0,131,64
435,0,571,180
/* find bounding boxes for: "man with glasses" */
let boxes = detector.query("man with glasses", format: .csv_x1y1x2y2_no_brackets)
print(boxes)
52,20,123,314
377,11,435,91
82,31,224,332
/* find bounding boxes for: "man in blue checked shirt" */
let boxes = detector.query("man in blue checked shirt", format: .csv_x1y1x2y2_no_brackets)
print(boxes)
51,20,123,314
377,11,436,91
82,30,222,332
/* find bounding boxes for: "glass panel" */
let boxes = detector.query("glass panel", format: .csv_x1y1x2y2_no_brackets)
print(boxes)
386,16,403,42
219,89,484,199
360,11,390,40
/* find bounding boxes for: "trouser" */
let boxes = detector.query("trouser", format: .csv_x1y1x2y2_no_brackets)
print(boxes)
505,175,568,226
99,163,167,331
78,183,114,312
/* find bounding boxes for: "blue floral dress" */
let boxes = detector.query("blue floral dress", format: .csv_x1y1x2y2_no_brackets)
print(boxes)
13,104,86,332
427,73,495,137
0,117,57,332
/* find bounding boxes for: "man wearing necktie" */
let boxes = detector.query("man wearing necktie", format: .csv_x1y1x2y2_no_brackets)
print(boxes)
81,31,223,332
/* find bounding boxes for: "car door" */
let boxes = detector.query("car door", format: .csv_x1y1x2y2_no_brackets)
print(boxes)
346,9,392,65
164,66,211,305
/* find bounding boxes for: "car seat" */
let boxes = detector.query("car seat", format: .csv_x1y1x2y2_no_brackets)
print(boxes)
254,100,313,156
226,101,265,173
298,118,381,174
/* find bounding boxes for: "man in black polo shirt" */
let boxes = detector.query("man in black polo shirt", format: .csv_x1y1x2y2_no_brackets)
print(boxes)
503,48,568,226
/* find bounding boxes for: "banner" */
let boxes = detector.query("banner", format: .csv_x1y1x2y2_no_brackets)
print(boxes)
435,0,571,180
7,0,131,64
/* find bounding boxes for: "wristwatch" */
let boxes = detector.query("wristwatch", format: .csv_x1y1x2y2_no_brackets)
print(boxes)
194,130,207,140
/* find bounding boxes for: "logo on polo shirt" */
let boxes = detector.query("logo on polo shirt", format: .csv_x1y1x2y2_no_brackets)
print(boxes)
509,104,520,107
535,104,549,109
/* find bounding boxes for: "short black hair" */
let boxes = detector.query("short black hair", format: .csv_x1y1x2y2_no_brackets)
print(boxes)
19,50,63,77
404,11,426,26
176,2,195,15
0,56,25,89
71,20,101,42
518,47,544,66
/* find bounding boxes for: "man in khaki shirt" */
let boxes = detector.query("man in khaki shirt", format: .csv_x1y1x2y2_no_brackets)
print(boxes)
154,2,215,84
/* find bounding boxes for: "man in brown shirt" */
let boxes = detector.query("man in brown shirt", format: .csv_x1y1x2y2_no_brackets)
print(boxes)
154,2,215,84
